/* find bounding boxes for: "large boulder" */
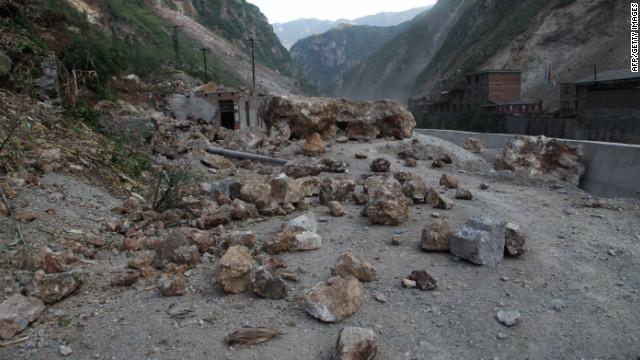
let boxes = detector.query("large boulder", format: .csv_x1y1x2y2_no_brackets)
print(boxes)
260,95,414,140
451,214,506,266
214,245,255,294
493,135,585,186
0,294,45,340
421,220,452,251
331,252,376,281
304,276,363,322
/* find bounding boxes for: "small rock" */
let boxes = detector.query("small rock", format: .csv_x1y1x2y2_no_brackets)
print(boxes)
263,226,294,254
352,191,369,205
128,251,153,269
219,231,257,250
286,212,317,233
497,310,521,326
336,136,349,144
373,293,387,303
300,133,324,157
370,158,391,172
451,214,506,266
431,212,441,218
331,252,376,282
421,220,452,251
110,271,139,287
60,346,73,356
13,209,37,223
158,277,186,296
401,279,416,288
304,276,363,322
355,152,368,159
479,183,489,190
250,266,288,299
404,158,417,167
504,222,526,257
391,234,403,245
439,174,459,189
455,188,473,200
435,194,454,210
425,188,439,205
328,201,345,217
34,247,76,274
333,327,378,360
258,255,287,269
291,231,322,251
409,270,437,290
0,294,45,340
31,270,83,304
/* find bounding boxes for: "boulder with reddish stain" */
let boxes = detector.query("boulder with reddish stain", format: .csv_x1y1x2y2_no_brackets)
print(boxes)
214,245,255,294
304,276,363,323
300,133,324,157
421,220,452,251
345,119,379,142
34,247,77,274
0,294,46,340
333,327,378,360
493,135,585,186
331,252,376,282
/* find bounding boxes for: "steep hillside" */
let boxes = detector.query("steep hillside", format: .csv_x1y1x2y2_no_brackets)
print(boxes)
412,0,629,111
290,22,409,89
273,6,430,49
325,0,475,103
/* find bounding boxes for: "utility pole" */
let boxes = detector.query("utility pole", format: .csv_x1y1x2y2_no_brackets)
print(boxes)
198,47,210,83
166,25,184,70
244,36,262,92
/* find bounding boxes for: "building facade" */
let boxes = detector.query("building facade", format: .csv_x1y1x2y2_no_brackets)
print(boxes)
560,69,640,115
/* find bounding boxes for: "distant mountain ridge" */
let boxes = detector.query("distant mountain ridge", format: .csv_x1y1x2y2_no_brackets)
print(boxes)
273,6,431,48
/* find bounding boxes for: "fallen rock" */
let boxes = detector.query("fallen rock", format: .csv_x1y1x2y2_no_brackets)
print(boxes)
267,125,291,147
220,231,257,250
401,279,417,288
333,327,378,360
370,158,391,172
319,178,356,205
345,119,379,141
336,136,349,143
297,176,321,197
238,176,271,209
250,266,288,299
493,135,585,186
328,201,345,216
421,220,452,251
152,232,200,269
505,222,526,256
13,209,37,223
291,231,322,251
352,190,369,205
435,194,454,210
355,152,368,159
497,310,521,326
286,212,317,233
304,276,363,322
201,154,233,169
229,199,258,221
331,252,376,281
31,269,83,304
214,245,255,294
464,137,486,153
450,214,506,266
402,178,429,203
281,158,323,179
0,294,45,340
192,212,231,230
391,234,403,245
439,173,459,189
404,158,417,167
270,173,303,206
455,188,474,200
263,225,294,254
110,271,139,287
365,194,410,225
34,247,76,274
129,252,154,270
258,255,287,269
300,132,324,156
158,276,187,296
425,188,439,205
409,270,437,290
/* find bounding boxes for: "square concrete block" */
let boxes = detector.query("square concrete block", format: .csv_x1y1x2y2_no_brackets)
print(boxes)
450,214,506,266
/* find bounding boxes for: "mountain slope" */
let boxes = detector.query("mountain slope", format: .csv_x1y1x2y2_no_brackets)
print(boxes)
324,0,475,102
290,22,409,90
273,6,430,49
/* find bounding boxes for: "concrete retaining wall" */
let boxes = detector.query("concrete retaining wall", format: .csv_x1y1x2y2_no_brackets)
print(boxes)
416,129,640,199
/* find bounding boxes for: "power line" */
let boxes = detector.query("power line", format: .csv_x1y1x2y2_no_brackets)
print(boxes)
244,36,262,92
166,25,184,70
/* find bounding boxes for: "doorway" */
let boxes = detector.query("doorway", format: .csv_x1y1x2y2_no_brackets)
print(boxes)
219,100,235,129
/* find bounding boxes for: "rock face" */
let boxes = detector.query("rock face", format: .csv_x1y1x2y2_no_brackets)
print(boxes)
493,135,585,186
250,266,288,299
0,294,46,340
331,252,376,281
421,220,452,251
304,276,363,323
451,215,506,266
333,327,378,360
260,95,415,140
214,245,255,294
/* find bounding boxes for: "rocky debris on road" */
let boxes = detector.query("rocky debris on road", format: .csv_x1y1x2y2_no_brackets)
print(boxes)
304,275,363,323
333,327,378,360
328,201,345,216
331,252,377,282
493,135,585,186
455,188,474,200
259,95,415,140
319,178,356,205
286,212,317,233
281,158,324,179
497,310,521,326
214,245,255,294
408,270,438,290
200,153,233,169
464,137,486,153
505,222,527,256
110,271,140,287
0,294,46,340
152,231,201,269
370,158,391,172
219,231,257,251
422,220,452,251
451,214,506,266
300,133,324,157
250,265,288,299
439,173,459,189
362,175,411,225
158,276,187,296
394,172,429,204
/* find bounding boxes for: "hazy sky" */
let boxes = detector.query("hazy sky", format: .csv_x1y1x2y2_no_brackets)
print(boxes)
247,0,438,24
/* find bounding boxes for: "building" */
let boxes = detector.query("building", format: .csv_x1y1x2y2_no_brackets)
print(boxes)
195,90,261,130
418,70,541,116
560,69,640,115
